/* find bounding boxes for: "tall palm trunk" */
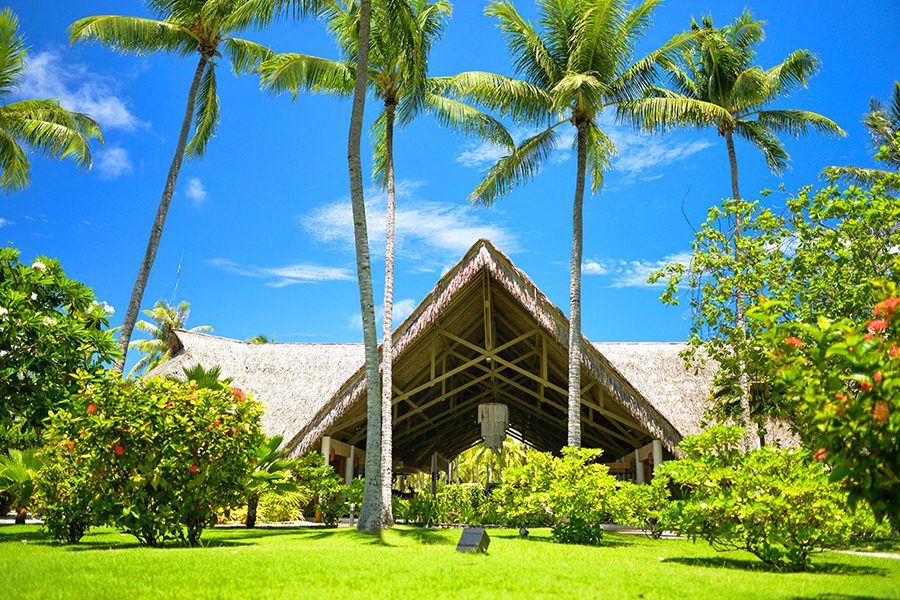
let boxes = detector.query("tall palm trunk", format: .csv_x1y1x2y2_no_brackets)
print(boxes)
567,119,588,448
380,99,396,526
724,129,759,452
350,0,386,532
113,54,210,375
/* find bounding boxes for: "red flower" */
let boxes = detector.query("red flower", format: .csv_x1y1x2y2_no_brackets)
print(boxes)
873,401,890,424
206,425,213,431
166,401,174,408
87,403,98,414
186,394,198,403
19,508,26,516
874,371,883,382
860,381,873,392
873,297,900,317
232,387,246,402
892,345,900,358
66,441,74,451
835,392,848,401
867,319,888,333
228,427,237,437
114,444,125,456
865,333,875,341
785,336,803,348
812,447,827,462
189,464,199,473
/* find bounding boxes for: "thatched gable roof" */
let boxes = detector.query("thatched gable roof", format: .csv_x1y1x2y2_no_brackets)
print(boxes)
149,331,363,444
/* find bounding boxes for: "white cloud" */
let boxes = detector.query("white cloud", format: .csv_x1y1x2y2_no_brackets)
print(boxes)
206,257,354,287
18,50,146,131
185,178,207,206
96,145,133,179
583,250,693,288
456,115,715,188
301,181,520,272
0,218,10,228
349,297,418,330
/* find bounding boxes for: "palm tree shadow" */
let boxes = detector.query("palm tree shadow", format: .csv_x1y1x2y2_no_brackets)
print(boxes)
391,526,451,546
665,556,888,577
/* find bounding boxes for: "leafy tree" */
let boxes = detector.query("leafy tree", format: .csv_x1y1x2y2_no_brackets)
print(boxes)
652,181,900,438
0,9,102,194
760,282,900,529
445,0,692,446
44,374,264,547
69,0,308,374
261,0,512,521
0,448,41,524
0,248,118,431
824,81,900,192
128,299,212,377
625,10,844,448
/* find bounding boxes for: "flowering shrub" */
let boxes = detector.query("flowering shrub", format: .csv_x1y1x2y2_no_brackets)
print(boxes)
32,444,93,543
500,448,618,545
655,426,860,572
0,248,118,431
761,282,900,528
43,374,263,546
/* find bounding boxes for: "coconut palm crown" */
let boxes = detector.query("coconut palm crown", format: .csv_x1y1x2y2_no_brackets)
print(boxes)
69,0,320,374
128,299,212,377
620,10,846,201
440,0,694,446
0,9,102,194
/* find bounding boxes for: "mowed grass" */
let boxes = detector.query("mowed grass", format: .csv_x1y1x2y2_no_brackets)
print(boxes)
2,524,898,600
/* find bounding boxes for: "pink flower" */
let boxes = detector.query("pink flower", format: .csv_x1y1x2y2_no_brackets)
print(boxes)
867,319,888,333
87,403,98,414
114,444,125,456
785,336,803,348
19,508,26,516
189,464,199,473
865,333,875,341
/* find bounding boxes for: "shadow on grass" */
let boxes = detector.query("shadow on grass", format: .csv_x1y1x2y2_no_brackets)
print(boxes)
517,531,636,549
665,556,888,577
392,526,452,546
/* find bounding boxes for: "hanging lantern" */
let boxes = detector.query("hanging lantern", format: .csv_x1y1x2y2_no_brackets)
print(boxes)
477,403,508,449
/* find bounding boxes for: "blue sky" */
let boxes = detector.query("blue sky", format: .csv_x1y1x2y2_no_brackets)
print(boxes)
3,0,898,373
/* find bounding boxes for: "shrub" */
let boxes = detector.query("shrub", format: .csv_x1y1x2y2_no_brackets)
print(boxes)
501,448,618,545
257,490,310,523
288,452,349,526
656,425,858,571
32,444,93,543
610,479,670,539
44,374,264,547
438,483,494,525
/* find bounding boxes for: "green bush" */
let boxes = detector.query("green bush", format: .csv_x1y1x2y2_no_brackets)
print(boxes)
610,479,670,539
257,490,309,523
656,425,859,571
32,444,93,543
501,448,618,545
43,374,264,546
288,452,348,526
438,483,494,525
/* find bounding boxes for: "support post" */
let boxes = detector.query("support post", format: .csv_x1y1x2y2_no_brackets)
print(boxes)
322,436,332,467
431,452,438,497
634,449,644,485
346,446,355,485
455,456,460,485
652,440,663,472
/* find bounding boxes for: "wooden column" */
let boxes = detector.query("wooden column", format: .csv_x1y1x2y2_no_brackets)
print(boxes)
322,436,332,467
431,452,438,497
346,446,355,485
634,449,644,484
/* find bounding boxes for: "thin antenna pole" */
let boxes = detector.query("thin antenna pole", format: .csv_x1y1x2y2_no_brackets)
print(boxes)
171,248,185,305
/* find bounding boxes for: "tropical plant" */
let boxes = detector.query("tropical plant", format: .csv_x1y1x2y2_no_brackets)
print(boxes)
246,333,274,343
69,0,311,374
0,448,41,524
261,0,512,522
44,373,264,547
610,478,669,539
127,299,212,377
32,443,94,543
0,9,102,194
177,363,233,390
824,81,900,191
456,436,528,484
0,248,119,431
245,435,301,528
655,425,863,572
651,180,900,441
625,10,845,449
760,281,900,529
443,0,693,446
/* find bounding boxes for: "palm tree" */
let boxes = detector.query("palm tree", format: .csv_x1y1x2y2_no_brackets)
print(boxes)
824,81,899,191
128,299,212,377
177,363,233,389
261,0,511,525
0,9,102,194
245,435,303,528
69,0,315,375
444,0,691,447
621,11,845,449
246,333,275,343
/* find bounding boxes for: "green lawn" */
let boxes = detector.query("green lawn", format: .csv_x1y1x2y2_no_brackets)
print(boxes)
1,525,898,600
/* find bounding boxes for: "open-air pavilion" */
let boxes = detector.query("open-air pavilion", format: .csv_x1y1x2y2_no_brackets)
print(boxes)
153,240,790,487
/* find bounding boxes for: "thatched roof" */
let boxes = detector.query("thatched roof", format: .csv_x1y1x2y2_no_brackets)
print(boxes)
149,331,363,444
153,239,788,462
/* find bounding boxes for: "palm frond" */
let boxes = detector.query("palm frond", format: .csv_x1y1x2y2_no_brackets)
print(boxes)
0,100,102,171
0,128,29,194
616,95,730,134
0,9,26,100
755,109,845,139
435,71,552,125
225,0,326,31
221,37,274,75
765,49,819,97
68,15,197,57
733,120,788,174
486,1,560,89
421,92,514,150
470,124,562,206
259,52,355,99
585,119,616,193
185,59,219,159
821,166,900,193
370,107,389,187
